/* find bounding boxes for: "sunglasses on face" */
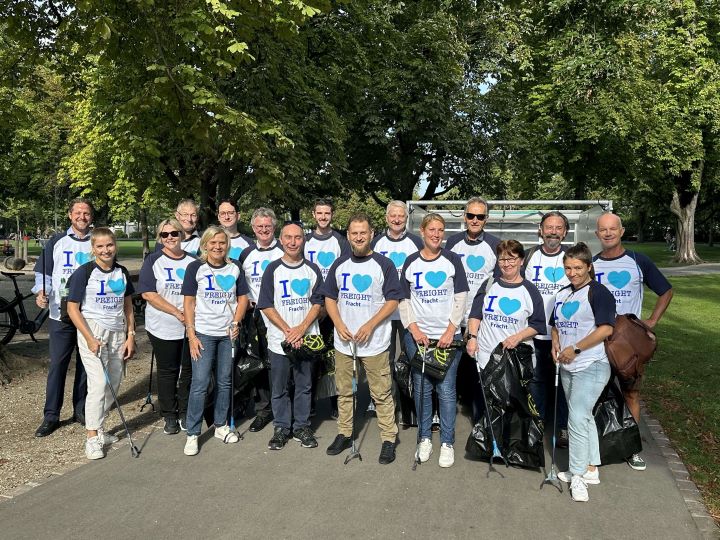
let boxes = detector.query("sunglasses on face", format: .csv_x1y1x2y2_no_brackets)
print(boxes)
465,213,487,221
160,230,181,239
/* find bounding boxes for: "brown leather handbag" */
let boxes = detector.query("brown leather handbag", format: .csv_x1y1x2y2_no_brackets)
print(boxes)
605,314,657,382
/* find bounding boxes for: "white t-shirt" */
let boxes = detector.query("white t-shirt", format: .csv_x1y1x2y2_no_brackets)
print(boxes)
400,249,469,339
136,250,198,340
238,240,284,303
257,258,324,355
228,234,252,261
445,231,501,326
181,259,249,337
372,230,424,321
304,230,350,280
550,280,616,373
592,250,672,317
523,246,570,340
469,278,546,369
67,262,134,332
320,252,403,357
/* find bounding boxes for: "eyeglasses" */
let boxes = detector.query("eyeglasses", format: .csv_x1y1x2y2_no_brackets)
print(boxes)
498,256,520,264
218,211,237,217
160,230,181,239
177,213,198,220
465,212,487,221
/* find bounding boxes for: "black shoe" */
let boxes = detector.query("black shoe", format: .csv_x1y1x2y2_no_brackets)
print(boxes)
73,411,86,426
378,441,396,465
164,417,180,435
249,415,272,432
35,419,60,438
268,427,291,450
179,415,187,432
293,427,318,449
557,428,569,449
326,434,352,456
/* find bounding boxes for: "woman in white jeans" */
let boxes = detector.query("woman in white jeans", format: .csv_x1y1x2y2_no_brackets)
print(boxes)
67,227,136,460
550,242,615,502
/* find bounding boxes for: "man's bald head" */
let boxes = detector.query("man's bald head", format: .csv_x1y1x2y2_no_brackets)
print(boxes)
595,212,625,252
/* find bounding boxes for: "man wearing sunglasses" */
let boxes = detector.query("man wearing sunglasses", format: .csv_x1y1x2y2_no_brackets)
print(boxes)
217,198,253,261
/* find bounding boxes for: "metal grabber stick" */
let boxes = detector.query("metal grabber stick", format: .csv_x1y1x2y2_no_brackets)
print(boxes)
344,341,362,464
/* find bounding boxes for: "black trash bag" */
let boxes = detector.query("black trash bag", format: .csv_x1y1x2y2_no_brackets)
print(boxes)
465,343,545,469
594,377,642,464
241,309,269,367
394,351,413,399
314,331,338,400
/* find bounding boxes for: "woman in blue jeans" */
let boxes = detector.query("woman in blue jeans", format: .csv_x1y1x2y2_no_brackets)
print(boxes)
399,213,468,468
551,242,615,502
181,226,249,456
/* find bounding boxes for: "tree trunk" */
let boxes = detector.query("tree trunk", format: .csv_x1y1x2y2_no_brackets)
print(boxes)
670,179,703,264
636,206,646,243
708,218,714,247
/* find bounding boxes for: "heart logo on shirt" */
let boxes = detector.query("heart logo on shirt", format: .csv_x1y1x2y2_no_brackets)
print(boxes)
466,255,485,272
291,278,311,296
228,247,242,260
261,260,270,272
352,274,372,293
425,271,447,289
317,251,336,268
107,279,126,295
75,252,92,265
544,267,565,283
561,301,580,320
499,297,521,316
608,270,631,289
176,269,186,280
215,274,235,292
389,252,407,268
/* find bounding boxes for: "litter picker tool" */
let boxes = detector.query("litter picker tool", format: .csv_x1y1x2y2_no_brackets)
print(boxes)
140,351,155,412
226,324,242,442
540,360,563,493
344,341,362,464
412,341,428,471
475,349,508,477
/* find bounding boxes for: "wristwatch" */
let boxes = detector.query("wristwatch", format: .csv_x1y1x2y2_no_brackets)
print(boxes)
467,334,477,340
573,344,582,355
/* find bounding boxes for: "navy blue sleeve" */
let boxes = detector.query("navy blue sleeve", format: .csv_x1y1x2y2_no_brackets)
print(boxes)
632,251,672,296
486,233,502,278
370,233,383,249
444,232,463,251
308,262,325,306
256,260,277,310
67,263,93,303
181,261,201,296
336,231,352,257
399,252,419,300
121,266,135,297
468,279,491,320
589,281,616,327
319,257,343,300
524,280,547,334
377,254,404,301
154,240,163,252
238,246,254,264
33,232,64,276
136,252,161,294
233,260,250,297
409,232,424,250
447,250,470,293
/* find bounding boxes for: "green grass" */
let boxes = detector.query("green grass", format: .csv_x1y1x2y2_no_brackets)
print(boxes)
627,242,720,267
25,240,148,258
642,275,720,522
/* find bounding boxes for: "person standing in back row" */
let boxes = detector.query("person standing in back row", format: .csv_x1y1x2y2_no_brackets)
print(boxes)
593,213,673,472
218,198,253,261
33,198,94,437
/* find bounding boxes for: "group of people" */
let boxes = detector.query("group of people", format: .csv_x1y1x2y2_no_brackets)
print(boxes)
32,196,673,503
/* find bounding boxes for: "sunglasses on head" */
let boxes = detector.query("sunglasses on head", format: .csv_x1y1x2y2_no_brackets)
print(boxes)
465,212,487,221
160,230,181,239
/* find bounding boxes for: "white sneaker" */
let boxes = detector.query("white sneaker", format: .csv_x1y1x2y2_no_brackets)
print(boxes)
184,435,199,456
85,436,104,460
214,425,239,444
98,428,119,445
558,468,600,485
416,438,433,462
571,475,589,502
439,443,455,468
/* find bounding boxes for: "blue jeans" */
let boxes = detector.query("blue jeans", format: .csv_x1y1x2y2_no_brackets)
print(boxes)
269,350,313,431
530,339,568,429
186,333,234,437
405,333,462,445
561,360,611,475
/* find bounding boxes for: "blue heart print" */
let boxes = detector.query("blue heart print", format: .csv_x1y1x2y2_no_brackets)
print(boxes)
176,268,186,280
499,297,521,316
425,271,447,289
317,251,336,268
466,255,485,272
261,260,270,272
228,247,242,260
291,278,310,296
215,274,236,292
107,279,126,295
389,252,407,268
544,267,565,283
561,301,580,319
352,274,372,293
75,252,92,265
607,271,631,289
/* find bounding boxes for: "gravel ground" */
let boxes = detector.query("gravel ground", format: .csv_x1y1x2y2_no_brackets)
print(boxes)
0,325,159,497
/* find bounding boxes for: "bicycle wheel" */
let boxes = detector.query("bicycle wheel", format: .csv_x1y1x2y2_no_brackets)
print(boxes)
0,297,18,345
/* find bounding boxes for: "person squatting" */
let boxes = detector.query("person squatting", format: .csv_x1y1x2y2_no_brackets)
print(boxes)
34,197,672,503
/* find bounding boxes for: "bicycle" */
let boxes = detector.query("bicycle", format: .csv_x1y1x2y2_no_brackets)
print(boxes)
0,271,50,345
